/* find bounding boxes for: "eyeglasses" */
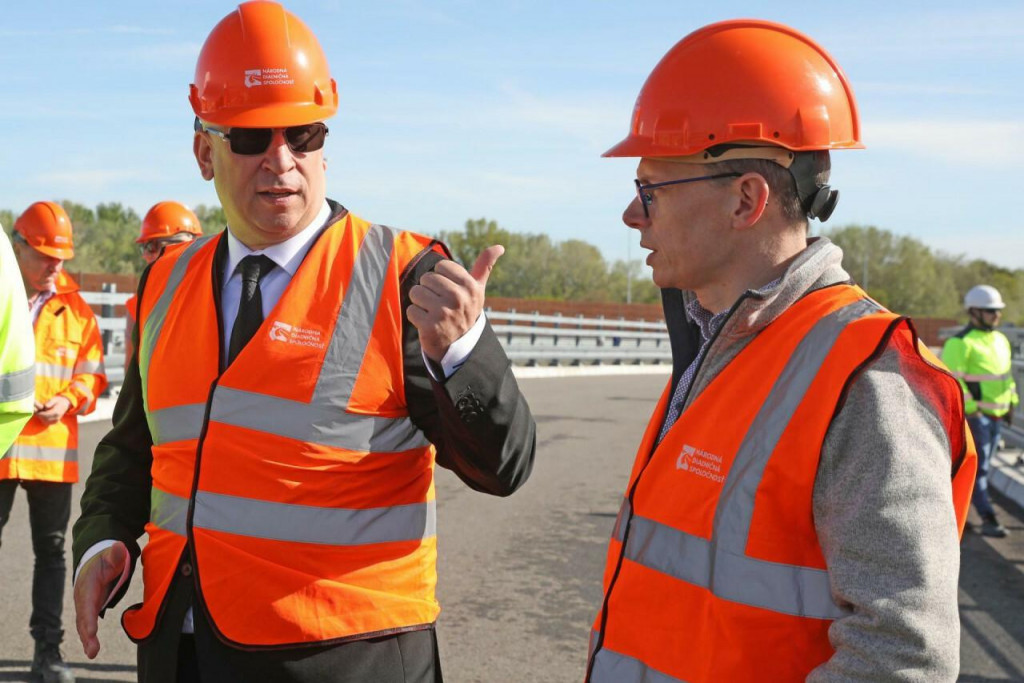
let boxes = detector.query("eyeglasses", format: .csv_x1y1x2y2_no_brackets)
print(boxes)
634,173,741,218
140,235,194,257
977,308,1003,315
194,118,329,156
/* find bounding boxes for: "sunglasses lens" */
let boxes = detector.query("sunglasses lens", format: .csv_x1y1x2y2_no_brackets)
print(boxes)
285,123,328,153
229,127,274,155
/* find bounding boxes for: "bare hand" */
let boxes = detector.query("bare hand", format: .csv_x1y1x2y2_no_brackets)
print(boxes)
36,396,71,424
74,541,129,659
407,245,504,362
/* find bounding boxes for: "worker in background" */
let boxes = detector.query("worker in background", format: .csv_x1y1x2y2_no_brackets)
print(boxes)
72,3,536,682
585,20,975,682
942,285,1017,538
2,201,107,683
0,227,35,452
123,202,203,368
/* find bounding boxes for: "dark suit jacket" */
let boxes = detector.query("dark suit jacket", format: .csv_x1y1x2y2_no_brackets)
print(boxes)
72,201,537,683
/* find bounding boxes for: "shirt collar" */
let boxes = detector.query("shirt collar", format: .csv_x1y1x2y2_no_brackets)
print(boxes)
686,277,783,343
224,201,332,278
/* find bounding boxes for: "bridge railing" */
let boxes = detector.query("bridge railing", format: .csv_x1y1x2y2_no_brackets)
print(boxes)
486,309,670,366
79,291,673,392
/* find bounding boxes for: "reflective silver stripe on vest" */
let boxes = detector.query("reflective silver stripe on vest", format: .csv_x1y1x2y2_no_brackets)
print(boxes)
35,363,72,381
151,487,188,537
149,403,207,446
618,298,880,622
953,371,1011,382
975,400,1011,412
146,485,437,546
612,497,630,543
0,365,35,402
74,359,105,375
590,647,684,683
314,223,395,405
210,386,430,452
6,444,78,463
139,235,217,414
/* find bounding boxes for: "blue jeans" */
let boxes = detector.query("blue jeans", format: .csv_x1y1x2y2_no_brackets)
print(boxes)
967,413,1003,518
0,479,72,645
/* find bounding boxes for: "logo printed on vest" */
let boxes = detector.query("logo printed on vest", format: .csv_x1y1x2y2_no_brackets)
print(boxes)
268,321,326,349
677,443,725,483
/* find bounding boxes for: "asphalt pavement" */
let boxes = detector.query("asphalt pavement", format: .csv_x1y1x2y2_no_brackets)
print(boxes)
0,372,1022,682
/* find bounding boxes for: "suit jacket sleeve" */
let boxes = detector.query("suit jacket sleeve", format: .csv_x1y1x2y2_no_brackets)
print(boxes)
71,274,153,610
401,246,536,496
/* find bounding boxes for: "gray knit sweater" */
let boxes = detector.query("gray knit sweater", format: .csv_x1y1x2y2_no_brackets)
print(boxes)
662,236,960,682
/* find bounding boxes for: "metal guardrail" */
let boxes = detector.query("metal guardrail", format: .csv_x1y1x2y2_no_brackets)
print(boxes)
81,287,131,387
486,309,670,366
79,290,673,389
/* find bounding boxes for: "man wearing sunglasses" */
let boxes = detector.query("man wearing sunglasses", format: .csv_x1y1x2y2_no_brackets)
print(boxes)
122,202,204,371
585,20,975,683
942,285,1018,538
71,3,535,682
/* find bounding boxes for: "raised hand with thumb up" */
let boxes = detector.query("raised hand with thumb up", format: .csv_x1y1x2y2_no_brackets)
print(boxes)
407,245,504,362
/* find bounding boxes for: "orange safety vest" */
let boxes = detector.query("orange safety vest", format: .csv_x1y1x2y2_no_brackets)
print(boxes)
124,212,444,648
586,284,976,682
1,271,107,483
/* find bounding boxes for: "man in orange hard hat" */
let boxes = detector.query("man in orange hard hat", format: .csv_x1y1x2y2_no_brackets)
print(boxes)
3,201,107,683
72,3,535,682
585,20,975,682
123,202,203,369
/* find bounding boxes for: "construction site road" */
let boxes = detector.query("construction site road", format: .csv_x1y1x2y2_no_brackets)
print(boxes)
0,373,1021,682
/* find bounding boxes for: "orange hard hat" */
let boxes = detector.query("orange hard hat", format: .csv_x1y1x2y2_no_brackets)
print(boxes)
137,202,203,243
604,19,863,158
189,1,338,128
13,201,74,260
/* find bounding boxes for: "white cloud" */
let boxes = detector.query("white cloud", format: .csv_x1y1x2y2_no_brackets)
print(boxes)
865,120,1024,166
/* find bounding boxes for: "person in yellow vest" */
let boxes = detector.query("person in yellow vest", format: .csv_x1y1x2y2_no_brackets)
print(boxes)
3,201,107,683
0,228,35,453
72,3,536,682
123,202,203,370
584,20,976,683
941,285,1018,538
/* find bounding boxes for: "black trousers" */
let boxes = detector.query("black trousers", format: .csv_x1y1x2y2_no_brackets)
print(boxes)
139,569,444,683
0,479,72,645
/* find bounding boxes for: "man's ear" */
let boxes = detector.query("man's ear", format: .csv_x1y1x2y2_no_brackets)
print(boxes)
194,133,215,181
731,173,770,229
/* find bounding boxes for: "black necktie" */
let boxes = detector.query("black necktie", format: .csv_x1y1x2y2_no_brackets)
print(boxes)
227,254,276,364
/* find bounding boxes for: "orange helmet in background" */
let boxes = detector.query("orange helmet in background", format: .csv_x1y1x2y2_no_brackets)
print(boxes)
14,201,74,260
604,19,863,158
189,0,338,128
137,202,203,243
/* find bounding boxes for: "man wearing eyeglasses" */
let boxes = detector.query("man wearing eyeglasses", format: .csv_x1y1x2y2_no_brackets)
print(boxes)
585,20,975,683
122,202,203,371
941,285,1018,539
71,3,535,682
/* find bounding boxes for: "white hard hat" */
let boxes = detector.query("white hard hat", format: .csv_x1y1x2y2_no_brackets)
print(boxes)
964,285,1005,310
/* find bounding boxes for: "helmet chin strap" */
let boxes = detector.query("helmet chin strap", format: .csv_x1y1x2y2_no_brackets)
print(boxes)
969,308,997,331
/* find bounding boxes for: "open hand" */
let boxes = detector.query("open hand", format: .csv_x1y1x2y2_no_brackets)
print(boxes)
74,541,129,659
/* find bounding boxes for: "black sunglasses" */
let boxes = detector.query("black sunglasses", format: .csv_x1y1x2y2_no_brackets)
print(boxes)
194,117,328,156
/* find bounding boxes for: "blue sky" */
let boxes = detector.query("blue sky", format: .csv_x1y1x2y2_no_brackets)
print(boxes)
3,1,1022,268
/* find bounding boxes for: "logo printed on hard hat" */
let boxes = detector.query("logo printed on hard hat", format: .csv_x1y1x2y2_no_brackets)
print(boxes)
243,67,294,88
53,236,69,244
